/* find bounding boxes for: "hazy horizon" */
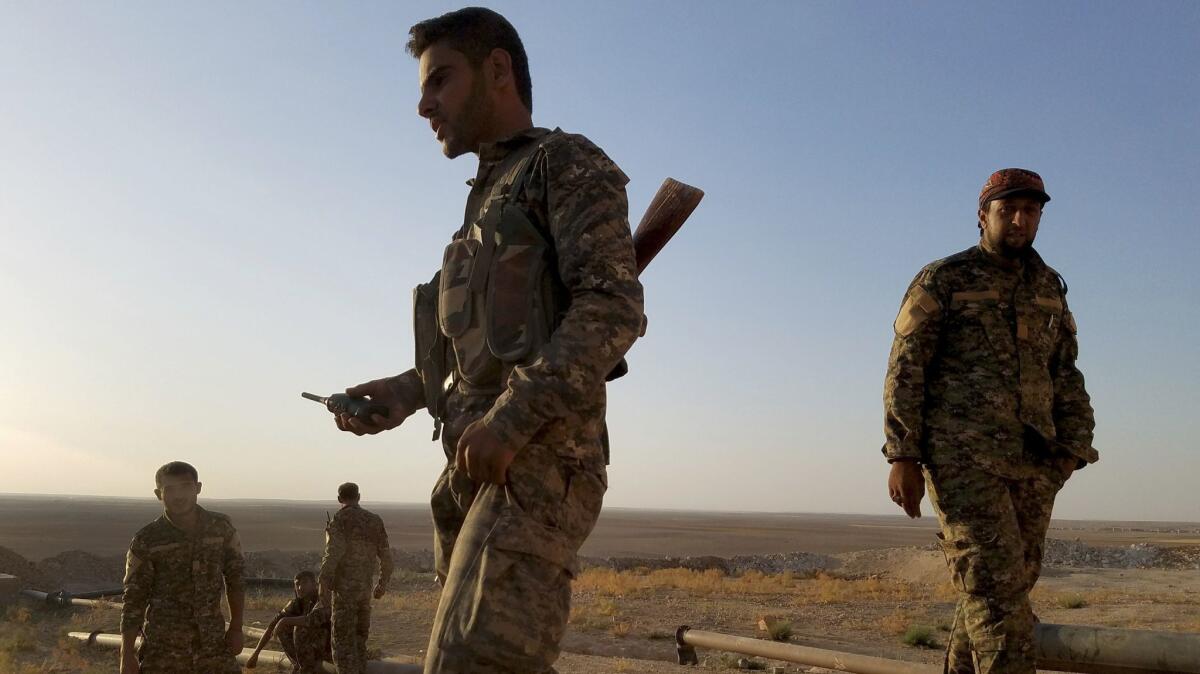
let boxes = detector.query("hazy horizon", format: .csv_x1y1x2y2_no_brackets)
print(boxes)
3,492,1199,528
2,2,1197,521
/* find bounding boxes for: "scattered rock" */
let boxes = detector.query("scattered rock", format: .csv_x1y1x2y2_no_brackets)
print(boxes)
1042,539,1198,570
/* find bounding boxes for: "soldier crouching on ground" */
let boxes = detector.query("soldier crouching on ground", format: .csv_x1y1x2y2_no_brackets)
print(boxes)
882,168,1098,674
331,7,643,673
120,461,244,674
245,570,332,673
318,482,392,674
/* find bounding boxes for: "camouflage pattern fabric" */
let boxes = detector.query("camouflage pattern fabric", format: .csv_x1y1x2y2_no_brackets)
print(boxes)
425,441,606,674
925,460,1065,674
331,590,371,674
319,504,391,674
120,505,243,674
407,127,641,673
277,596,331,674
883,245,1096,477
883,244,1098,674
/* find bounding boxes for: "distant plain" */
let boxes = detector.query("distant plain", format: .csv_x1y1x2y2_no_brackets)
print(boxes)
2,493,1197,561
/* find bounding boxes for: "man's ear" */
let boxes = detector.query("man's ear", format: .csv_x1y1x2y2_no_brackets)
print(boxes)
195,482,203,496
154,488,162,502
487,47,513,88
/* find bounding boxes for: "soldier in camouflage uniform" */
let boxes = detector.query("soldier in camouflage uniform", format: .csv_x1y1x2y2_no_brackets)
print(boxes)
332,7,643,673
883,168,1098,674
246,570,332,673
120,461,244,674
318,482,392,674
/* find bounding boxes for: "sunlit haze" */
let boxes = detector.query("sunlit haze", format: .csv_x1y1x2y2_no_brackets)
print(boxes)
1,2,1197,521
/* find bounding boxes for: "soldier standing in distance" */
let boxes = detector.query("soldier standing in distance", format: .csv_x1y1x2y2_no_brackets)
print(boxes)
883,168,1098,674
318,482,392,674
120,461,244,674
332,7,643,673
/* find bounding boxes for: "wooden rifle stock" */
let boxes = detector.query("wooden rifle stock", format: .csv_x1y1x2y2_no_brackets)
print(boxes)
632,178,704,275
605,178,702,382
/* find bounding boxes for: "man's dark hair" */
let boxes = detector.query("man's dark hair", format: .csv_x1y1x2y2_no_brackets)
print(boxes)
406,7,533,112
338,482,360,501
155,461,198,487
294,570,317,583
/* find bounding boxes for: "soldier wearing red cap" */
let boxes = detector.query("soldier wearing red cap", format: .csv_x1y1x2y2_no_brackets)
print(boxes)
882,169,1097,674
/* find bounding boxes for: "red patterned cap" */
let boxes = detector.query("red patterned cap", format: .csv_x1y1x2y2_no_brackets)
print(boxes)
979,168,1051,208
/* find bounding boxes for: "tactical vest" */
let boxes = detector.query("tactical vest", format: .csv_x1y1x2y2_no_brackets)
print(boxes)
413,137,566,434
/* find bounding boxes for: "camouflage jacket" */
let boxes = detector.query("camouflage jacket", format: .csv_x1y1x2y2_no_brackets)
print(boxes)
319,503,392,593
883,244,1098,478
120,506,244,639
280,594,330,629
396,127,644,466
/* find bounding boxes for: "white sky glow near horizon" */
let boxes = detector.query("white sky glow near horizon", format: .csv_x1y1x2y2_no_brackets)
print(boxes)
1,1,1198,522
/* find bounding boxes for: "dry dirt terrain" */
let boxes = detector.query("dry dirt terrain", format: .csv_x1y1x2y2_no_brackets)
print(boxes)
2,495,1199,673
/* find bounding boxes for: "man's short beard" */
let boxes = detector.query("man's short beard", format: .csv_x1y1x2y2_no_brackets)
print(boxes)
444,71,493,158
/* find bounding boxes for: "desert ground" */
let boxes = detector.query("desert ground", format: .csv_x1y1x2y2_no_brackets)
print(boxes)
2,494,1199,673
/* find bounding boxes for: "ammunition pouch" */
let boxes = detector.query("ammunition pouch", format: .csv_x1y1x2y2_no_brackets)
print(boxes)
413,271,450,429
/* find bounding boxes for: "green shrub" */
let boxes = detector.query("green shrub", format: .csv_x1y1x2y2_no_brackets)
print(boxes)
901,624,939,649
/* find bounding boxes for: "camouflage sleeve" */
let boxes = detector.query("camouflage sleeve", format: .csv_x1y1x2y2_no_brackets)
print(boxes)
375,516,393,586
480,135,645,449
387,368,426,410
120,535,153,634
222,523,245,594
882,269,944,462
1050,305,1098,466
280,597,302,618
318,518,345,587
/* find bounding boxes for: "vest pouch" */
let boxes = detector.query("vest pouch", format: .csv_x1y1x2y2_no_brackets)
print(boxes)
487,204,551,362
438,238,480,338
413,271,448,422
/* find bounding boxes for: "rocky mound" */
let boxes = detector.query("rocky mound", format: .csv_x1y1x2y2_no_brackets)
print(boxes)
0,545,55,590
37,550,124,591
243,548,437,579
1043,538,1200,570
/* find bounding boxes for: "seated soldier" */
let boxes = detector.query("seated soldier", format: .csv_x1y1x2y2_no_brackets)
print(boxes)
246,570,332,673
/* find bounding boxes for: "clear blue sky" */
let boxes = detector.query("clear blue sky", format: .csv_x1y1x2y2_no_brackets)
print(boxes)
1,1,1197,521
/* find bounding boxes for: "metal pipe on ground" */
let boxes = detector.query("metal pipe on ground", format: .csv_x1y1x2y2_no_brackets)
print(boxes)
1034,623,1200,674
67,631,423,673
677,624,1200,674
70,587,124,599
19,589,122,609
676,626,938,674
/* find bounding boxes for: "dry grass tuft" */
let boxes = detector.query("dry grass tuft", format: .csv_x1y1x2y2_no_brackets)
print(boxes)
609,621,632,638
574,567,931,606
1056,593,1088,609
880,607,919,636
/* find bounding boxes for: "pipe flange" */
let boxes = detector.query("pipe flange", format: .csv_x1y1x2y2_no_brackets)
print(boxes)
676,625,699,665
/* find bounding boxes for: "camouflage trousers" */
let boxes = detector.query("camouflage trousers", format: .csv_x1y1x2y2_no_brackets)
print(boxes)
331,589,371,674
137,626,239,674
425,440,607,674
925,460,1066,674
279,622,332,674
